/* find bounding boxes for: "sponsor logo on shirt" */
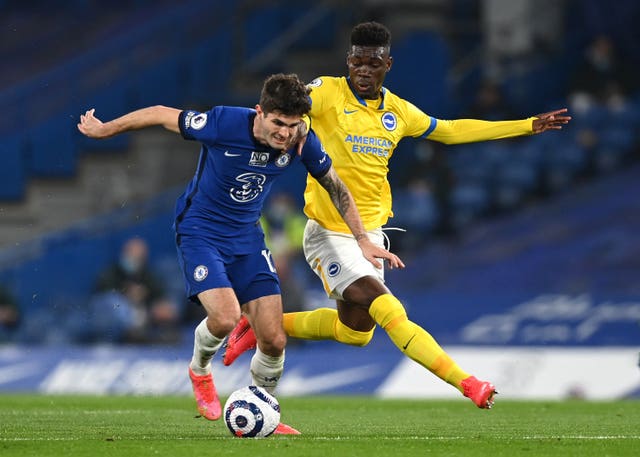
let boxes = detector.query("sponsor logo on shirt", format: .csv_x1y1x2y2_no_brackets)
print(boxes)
249,151,270,167
230,173,266,202
307,78,323,88
344,134,393,157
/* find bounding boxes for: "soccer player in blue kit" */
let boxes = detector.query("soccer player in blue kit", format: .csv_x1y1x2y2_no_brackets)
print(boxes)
78,73,403,434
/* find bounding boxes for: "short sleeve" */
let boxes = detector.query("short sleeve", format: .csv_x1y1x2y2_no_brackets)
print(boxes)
400,100,436,139
307,77,337,117
179,108,219,143
300,130,332,178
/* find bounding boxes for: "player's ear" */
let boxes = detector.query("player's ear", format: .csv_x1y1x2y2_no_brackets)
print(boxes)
386,56,393,72
255,104,263,116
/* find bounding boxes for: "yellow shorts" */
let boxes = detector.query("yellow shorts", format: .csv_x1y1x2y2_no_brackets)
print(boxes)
302,219,386,300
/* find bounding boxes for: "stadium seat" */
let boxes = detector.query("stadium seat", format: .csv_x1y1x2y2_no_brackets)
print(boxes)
27,117,78,178
384,31,450,115
451,182,490,228
0,133,27,200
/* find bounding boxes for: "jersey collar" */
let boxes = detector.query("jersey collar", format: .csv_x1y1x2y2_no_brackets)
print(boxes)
346,77,386,109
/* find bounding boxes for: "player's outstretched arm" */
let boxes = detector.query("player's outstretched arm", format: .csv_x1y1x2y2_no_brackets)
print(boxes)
77,106,181,139
531,108,571,133
315,167,405,270
427,108,571,145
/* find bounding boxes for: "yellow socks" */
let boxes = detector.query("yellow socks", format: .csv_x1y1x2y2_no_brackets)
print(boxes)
369,294,470,392
281,294,470,391
283,308,336,340
283,308,373,346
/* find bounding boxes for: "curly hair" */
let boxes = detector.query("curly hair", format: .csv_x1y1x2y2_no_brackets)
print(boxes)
350,21,391,48
259,73,311,116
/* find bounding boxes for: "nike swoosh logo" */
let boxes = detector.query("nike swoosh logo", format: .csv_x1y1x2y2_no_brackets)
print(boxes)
224,151,241,157
402,334,416,351
277,364,383,395
343,109,358,114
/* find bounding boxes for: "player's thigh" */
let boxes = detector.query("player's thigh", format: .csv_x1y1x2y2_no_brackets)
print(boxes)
197,287,241,332
226,248,281,305
342,275,390,308
303,219,385,300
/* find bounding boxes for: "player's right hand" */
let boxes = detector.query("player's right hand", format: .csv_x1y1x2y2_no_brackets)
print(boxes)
77,109,109,138
357,238,405,270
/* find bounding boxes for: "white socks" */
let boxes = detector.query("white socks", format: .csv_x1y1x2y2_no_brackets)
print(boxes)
250,346,285,395
189,318,224,376
189,317,285,395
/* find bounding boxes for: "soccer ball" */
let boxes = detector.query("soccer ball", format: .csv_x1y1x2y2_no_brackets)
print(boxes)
223,386,280,438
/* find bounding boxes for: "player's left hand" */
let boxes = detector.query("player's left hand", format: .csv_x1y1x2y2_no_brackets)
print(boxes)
532,108,571,133
285,121,309,155
357,238,405,270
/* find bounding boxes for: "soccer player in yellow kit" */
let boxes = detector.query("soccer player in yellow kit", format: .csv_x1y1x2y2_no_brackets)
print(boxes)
224,21,571,409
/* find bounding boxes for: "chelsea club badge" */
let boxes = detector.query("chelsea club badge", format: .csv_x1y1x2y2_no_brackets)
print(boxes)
275,152,291,168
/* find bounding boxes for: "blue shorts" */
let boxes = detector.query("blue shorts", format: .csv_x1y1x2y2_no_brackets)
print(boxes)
176,234,280,305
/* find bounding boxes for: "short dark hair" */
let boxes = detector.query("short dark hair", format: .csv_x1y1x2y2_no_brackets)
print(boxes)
259,73,311,116
350,21,391,48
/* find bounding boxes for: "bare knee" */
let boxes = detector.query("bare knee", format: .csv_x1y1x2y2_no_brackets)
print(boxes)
205,309,241,338
198,288,242,337
257,330,287,356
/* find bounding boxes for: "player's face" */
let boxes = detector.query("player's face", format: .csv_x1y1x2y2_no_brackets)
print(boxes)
347,45,392,99
254,106,303,150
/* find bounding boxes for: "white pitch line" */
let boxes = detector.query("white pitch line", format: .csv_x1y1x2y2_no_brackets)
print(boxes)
2,435,639,442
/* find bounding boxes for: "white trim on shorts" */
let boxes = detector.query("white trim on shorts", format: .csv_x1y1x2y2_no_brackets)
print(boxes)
302,219,385,300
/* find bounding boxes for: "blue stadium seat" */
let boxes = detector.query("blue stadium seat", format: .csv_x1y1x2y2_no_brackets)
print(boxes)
451,182,490,227
75,80,131,152
384,31,450,115
27,117,78,178
183,30,233,103
132,58,181,108
448,143,495,187
392,187,439,232
494,159,538,209
0,133,27,200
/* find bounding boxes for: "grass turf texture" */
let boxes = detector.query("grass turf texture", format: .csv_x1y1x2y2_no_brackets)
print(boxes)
1,395,638,457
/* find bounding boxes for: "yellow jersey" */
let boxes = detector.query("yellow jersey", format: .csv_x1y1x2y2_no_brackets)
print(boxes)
304,76,536,233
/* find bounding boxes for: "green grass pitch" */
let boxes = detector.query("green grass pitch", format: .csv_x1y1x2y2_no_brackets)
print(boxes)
1,394,638,457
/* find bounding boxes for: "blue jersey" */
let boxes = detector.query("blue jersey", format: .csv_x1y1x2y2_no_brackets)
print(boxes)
175,106,331,255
